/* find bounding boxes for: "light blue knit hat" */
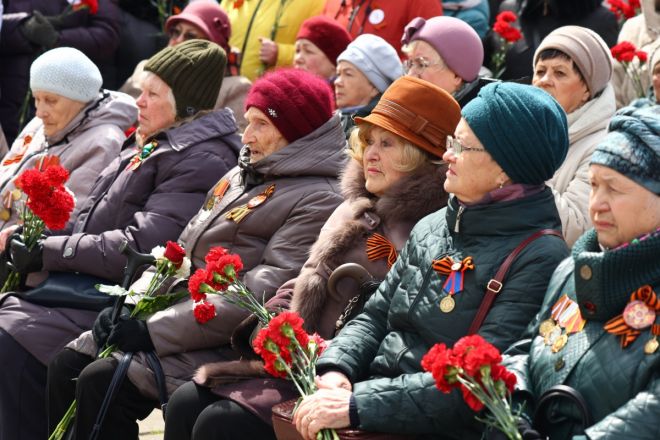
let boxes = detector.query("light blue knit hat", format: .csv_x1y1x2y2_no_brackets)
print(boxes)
337,34,403,93
30,47,102,103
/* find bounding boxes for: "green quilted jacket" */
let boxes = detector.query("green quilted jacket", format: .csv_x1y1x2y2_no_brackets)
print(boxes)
505,228,660,440
317,188,569,439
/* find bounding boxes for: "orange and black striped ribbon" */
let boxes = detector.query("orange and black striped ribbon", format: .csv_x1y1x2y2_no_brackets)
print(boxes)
431,256,475,276
604,285,659,348
366,233,397,269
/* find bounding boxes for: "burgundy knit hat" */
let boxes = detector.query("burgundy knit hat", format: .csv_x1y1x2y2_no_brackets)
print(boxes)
296,16,352,66
245,69,334,143
165,1,231,53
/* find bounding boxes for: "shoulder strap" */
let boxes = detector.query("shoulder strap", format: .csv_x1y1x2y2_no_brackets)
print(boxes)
467,229,563,335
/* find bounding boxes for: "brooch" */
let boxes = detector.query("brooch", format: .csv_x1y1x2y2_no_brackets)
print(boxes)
604,285,659,354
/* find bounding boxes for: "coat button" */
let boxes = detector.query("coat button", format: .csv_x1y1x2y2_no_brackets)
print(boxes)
554,358,565,371
63,247,73,258
579,265,592,280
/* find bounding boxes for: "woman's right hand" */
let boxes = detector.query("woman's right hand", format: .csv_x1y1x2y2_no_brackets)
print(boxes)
316,371,352,391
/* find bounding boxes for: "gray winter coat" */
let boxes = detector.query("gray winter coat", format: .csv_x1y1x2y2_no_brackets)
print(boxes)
67,114,347,401
0,90,137,231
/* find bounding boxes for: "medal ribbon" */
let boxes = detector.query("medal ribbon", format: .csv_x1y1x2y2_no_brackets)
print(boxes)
431,256,475,294
604,285,659,348
2,135,33,166
550,294,586,334
366,233,397,269
204,179,230,210
226,184,275,224
126,141,158,171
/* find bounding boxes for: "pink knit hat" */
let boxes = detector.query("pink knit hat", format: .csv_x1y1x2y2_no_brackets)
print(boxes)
297,16,352,66
402,16,484,82
165,1,231,53
245,69,334,143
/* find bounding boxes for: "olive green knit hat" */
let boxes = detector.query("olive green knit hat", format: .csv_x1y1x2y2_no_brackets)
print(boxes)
144,39,226,118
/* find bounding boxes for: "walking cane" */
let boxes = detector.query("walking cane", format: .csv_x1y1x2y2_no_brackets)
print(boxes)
87,240,156,440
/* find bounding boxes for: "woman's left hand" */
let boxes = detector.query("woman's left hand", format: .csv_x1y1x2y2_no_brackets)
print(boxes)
293,388,352,440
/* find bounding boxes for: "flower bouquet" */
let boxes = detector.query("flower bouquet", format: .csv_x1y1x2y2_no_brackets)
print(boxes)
611,41,648,98
490,11,523,79
422,335,521,440
607,0,641,30
1,157,75,292
48,241,191,440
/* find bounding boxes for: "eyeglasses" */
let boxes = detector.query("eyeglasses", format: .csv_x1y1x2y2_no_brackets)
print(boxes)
446,136,485,155
403,57,445,73
168,26,203,42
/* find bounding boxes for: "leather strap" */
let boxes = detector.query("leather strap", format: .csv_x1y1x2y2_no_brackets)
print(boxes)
145,350,169,418
534,384,593,430
89,352,134,440
467,229,563,335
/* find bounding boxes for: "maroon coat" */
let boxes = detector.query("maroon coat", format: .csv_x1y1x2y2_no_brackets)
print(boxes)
194,158,450,424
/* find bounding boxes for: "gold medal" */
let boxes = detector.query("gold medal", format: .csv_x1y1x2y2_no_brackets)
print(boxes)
0,208,10,222
544,325,562,346
622,300,655,330
645,337,659,355
539,319,557,337
247,194,267,209
439,295,455,313
551,333,568,353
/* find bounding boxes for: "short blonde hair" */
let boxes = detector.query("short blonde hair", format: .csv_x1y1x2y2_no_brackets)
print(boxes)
348,122,430,173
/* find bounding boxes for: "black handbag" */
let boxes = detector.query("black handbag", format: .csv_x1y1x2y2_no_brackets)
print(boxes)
533,384,593,436
1,271,116,312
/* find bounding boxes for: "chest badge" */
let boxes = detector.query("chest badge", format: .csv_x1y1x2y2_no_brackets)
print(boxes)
540,294,586,353
432,256,475,313
604,285,659,353
126,141,158,171
225,183,275,224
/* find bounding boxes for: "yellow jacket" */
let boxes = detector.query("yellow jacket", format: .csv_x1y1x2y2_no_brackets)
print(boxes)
221,0,324,81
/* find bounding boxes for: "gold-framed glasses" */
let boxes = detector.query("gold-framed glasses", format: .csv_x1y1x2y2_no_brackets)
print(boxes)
403,57,446,73
446,135,486,155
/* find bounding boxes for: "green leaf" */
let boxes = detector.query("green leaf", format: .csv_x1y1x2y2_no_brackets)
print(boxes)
131,291,188,319
96,284,129,296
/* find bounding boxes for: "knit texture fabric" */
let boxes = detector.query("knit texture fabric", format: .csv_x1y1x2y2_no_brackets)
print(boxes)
401,16,484,82
296,16,352,66
461,82,569,185
337,34,403,93
590,105,660,194
244,68,334,143
144,39,226,118
30,47,102,103
572,227,660,321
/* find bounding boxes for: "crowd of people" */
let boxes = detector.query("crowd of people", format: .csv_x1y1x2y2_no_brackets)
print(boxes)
0,1,658,440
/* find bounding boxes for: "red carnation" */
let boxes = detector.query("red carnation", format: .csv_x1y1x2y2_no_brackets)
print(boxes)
206,253,243,291
188,268,209,302
267,311,309,349
193,300,216,324
494,21,522,43
495,11,517,23
421,343,459,393
611,41,637,62
204,246,229,265
72,0,99,14
309,332,328,356
635,50,648,63
163,241,186,267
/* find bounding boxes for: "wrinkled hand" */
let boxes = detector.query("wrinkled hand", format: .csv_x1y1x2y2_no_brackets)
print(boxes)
316,371,352,391
107,317,154,353
19,11,59,48
293,388,352,440
258,37,278,66
8,236,43,273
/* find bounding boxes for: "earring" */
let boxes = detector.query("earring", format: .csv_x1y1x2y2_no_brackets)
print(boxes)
498,182,504,189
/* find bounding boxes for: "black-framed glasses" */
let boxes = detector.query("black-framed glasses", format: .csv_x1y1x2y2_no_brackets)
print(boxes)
168,26,203,42
403,57,445,73
446,135,485,155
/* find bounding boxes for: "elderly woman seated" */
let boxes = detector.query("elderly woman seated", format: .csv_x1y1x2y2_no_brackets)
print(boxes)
0,47,136,236
532,26,617,246
499,106,660,440
292,82,571,439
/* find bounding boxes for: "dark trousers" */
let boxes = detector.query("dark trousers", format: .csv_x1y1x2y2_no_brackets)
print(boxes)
0,329,48,440
47,348,156,440
164,381,276,440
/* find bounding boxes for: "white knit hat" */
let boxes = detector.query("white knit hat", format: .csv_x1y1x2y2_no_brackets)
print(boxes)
30,47,102,103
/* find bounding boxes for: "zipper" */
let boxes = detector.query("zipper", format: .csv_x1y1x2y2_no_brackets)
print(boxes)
407,263,436,320
454,205,464,233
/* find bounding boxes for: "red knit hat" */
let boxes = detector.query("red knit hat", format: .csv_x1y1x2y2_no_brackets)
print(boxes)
296,16,352,66
165,1,231,53
245,69,335,143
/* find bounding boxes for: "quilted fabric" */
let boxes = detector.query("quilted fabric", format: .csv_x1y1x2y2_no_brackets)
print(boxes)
317,188,568,439
504,238,660,440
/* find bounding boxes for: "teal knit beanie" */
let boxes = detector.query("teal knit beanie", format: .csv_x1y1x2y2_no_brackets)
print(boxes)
144,39,226,118
461,82,569,185
590,105,660,194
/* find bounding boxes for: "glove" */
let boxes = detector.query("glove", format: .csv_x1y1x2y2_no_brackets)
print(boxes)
8,236,43,274
107,318,155,353
92,306,131,347
485,418,545,440
19,11,59,48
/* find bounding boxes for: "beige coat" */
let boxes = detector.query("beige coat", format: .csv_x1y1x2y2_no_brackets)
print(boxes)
548,83,616,247
612,0,660,107
119,60,251,131
0,91,137,232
